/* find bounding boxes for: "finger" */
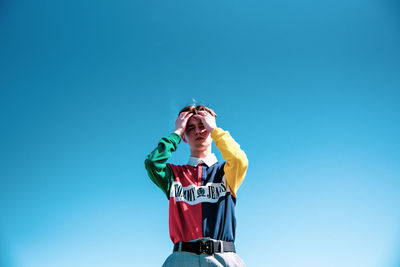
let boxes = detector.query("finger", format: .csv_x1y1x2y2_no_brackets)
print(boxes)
183,113,193,121
192,114,202,119
197,111,209,117
193,115,206,123
179,111,189,118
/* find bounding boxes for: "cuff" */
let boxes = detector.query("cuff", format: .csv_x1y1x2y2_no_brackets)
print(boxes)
168,132,182,146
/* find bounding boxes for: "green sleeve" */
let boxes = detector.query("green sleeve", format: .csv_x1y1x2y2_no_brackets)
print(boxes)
144,133,181,199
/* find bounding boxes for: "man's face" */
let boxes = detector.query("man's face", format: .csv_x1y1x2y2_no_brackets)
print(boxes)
182,115,212,149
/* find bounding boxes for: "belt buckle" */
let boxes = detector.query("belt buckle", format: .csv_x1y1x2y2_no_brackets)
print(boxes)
199,240,214,255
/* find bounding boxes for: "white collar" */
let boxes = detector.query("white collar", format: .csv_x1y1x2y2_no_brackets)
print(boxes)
187,153,218,167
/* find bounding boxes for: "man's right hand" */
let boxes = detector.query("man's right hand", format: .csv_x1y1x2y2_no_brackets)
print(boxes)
174,111,192,136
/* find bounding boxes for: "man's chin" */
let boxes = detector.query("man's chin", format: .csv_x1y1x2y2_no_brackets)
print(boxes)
191,141,211,148
198,141,212,147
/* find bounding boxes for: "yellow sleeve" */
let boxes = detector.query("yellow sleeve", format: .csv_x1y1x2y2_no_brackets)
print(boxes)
211,127,248,198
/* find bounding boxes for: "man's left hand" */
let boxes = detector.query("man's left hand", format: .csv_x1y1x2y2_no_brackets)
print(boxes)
196,111,217,133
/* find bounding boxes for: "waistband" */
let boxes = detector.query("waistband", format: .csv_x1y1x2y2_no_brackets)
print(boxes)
173,240,235,255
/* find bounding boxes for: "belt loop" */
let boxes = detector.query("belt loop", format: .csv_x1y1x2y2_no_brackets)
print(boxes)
179,242,182,251
220,241,224,253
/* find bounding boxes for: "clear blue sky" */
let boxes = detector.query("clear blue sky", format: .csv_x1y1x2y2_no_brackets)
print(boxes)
1,0,400,266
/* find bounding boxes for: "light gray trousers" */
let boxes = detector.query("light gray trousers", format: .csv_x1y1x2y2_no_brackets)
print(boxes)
162,251,246,267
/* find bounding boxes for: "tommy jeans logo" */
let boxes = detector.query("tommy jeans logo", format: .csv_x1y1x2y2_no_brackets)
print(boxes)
170,178,229,205
197,187,206,198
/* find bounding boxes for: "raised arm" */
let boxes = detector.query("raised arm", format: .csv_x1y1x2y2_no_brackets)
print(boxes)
211,128,248,198
144,133,180,199
144,112,192,198
196,111,248,198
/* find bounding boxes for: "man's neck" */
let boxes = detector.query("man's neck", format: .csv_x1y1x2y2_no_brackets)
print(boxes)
190,147,212,159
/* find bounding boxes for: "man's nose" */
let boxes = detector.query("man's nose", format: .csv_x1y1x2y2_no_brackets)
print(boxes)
195,126,204,134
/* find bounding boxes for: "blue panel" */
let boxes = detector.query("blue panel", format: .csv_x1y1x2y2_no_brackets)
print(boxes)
201,162,237,242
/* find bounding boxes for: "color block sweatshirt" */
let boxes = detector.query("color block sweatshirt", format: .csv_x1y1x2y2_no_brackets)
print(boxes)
144,128,248,244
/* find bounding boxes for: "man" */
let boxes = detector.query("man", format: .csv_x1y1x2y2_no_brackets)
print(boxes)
145,105,248,267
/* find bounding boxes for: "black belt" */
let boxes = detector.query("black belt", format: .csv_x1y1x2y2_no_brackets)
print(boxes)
173,240,235,255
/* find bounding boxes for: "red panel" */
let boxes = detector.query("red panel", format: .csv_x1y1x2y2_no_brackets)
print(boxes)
168,164,201,187
169,201,203,243
168,164,204,243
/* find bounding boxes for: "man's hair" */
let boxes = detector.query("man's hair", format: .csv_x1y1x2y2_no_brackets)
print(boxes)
178,105,217,117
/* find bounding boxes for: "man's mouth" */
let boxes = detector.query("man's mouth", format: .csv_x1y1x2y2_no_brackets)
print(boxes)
195,137,204,141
